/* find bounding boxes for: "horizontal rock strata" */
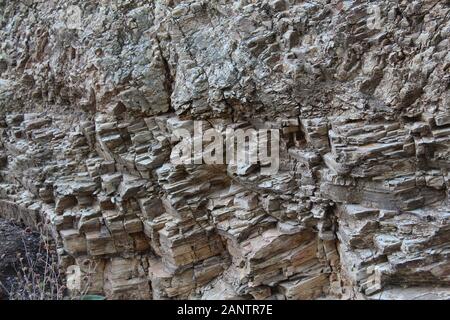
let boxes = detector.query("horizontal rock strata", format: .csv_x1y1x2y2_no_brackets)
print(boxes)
0,0,449,299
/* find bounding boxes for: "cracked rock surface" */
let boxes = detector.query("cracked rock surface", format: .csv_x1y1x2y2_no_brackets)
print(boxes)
0,0,449,299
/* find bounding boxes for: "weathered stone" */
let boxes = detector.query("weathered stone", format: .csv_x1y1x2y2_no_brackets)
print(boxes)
60,229,87,256
0,0,449,301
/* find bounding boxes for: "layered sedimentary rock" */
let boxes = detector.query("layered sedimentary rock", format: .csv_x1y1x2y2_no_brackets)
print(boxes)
0,0,449,300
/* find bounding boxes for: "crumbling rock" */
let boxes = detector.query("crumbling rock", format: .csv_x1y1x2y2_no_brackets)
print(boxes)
0,0,449,300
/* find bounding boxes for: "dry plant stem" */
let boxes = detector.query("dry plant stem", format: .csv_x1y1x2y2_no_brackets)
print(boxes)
2,222,67,300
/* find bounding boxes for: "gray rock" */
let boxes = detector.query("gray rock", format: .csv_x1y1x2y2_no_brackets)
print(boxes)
0,0,448,301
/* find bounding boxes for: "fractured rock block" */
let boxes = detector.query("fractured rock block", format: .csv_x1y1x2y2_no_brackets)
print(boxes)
104,257,151,300
60,229,87,256
85,228,117,256
278,273,329,300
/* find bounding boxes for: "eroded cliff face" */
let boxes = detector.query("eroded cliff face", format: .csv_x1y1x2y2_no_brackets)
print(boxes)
0,0,449,300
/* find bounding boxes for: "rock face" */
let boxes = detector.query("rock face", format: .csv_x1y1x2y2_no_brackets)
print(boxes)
0,0,449,300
